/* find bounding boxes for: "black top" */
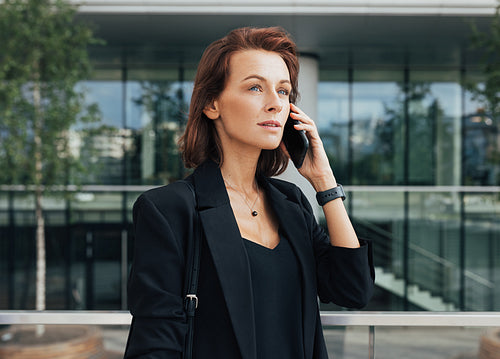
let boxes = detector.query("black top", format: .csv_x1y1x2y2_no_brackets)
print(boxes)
243,234,305,359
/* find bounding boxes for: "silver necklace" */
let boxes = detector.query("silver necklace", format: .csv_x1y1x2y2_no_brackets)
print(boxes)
224,179,260,217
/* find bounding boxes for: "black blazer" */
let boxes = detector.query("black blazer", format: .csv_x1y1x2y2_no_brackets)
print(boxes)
124,160,374,359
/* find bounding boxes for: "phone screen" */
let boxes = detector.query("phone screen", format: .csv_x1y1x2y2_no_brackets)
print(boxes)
283,117,309,169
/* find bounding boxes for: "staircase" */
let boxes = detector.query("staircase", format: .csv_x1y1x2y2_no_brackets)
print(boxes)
375,267,457,311
353,218,494,311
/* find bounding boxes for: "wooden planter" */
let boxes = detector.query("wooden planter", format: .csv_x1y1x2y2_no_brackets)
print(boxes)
0,325,107,359
480,328,500,359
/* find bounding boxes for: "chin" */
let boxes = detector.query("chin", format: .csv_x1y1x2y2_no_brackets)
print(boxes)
260,141,282,151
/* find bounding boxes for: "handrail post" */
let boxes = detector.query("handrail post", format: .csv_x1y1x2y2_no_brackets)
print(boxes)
403,190,409,310
369,325,375,359
459,191,465,310
403,64,410,311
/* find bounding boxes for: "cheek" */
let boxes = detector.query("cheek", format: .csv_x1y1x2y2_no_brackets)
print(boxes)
281,103,291,121
219,95,247,116
222,98,257,123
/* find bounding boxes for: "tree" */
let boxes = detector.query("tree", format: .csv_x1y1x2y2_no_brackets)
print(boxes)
0,0,101,313
467,0,500,185
132,80,188,183
468,0,500,117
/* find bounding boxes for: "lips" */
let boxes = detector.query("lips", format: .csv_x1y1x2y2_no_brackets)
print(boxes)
258,120,281,128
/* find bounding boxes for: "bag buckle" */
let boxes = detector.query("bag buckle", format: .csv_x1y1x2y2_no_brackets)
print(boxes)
185,294,198,308
185,294,198,317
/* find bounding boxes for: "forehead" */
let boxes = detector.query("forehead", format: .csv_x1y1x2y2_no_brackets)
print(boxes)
228,49,290,80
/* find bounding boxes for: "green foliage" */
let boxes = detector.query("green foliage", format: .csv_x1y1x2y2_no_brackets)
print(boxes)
0,0,102,186
467,1,500,185
468,0,500,116
133,81,188,183
351,82,444,185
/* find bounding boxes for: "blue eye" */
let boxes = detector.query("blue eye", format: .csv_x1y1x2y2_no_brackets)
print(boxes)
250,85,261,92
278,89,289,95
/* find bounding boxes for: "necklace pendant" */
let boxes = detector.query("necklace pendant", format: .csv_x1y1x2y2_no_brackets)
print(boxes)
251,210,258,217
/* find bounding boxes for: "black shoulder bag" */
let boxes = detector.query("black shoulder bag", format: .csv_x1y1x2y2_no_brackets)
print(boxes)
181,180,201,359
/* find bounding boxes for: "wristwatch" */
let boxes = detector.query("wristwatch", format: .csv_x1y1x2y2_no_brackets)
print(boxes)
316,184,346,206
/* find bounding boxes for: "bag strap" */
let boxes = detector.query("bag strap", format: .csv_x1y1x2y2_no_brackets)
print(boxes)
181,179,201,359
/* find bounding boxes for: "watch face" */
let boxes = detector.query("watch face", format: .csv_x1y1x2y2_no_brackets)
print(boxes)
337,185,346,200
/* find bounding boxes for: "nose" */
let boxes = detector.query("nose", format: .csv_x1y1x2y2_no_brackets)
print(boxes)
265,91,283,113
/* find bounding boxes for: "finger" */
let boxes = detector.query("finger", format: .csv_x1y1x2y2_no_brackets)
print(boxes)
290,103,304,114
290,114,315,129
292,123,312,133
290,103,309,119
292,121,318,135
289,108,314,126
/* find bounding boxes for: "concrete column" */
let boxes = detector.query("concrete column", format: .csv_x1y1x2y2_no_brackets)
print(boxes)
277,54,321,218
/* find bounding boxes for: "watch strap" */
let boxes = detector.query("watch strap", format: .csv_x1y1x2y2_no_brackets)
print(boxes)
316,184,345,206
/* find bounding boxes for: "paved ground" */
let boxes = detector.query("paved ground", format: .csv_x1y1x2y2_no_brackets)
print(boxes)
101,326,490,359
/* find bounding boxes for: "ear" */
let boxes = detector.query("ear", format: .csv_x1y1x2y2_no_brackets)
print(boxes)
203,100,220,120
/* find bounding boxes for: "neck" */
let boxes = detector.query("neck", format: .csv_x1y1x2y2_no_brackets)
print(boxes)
219,149,260,191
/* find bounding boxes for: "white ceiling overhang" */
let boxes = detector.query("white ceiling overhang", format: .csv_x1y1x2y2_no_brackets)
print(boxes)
75,0,497,16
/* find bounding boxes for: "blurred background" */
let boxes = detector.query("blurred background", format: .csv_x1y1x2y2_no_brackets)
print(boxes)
0,0,498,314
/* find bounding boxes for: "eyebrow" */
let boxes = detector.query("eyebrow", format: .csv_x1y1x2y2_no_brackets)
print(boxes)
242,74,291,85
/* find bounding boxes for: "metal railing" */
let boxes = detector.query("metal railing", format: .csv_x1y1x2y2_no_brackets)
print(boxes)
2,184,500,193
1,310,498,326
1,311,498,359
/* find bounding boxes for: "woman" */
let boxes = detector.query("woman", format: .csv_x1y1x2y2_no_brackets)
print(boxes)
124,26,374,359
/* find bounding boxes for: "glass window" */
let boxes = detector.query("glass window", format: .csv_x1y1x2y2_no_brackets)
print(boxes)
349,190,407,311
71,192,123,224
463,71,499,186
69,192,126,310
45,225,70,309
408,191,461,310
69,224,124,310
77,70,124,185
352,70,404,185
318,70,349,182
409,70,461,185
0,192,8,225
126,68,194,185
92,226,123,310
0,193,9,308
464,192,498,311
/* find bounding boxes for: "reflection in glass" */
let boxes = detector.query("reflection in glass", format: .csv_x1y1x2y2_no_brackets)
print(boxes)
407,192,461,310
370,326,486,359
464,193,498,311
318,75,349,181
409,71,461,186
349,191,407,310
0,193,70,309
70,193,125,310
323,326,488,359
126,80,189,185
78,80,125,185
352,71,403,185
464,80,499,186
463,112,498,185
0,194,8,308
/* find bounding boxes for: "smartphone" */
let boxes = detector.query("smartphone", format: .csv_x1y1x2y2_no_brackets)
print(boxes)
283,116,309,169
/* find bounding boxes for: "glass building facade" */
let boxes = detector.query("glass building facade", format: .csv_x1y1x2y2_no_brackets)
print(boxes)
0,1,498,312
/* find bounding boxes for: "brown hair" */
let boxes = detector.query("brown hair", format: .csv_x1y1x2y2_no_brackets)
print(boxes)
178,26,299,177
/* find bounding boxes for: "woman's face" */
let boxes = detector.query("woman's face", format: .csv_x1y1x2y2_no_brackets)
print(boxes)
204,49,291,155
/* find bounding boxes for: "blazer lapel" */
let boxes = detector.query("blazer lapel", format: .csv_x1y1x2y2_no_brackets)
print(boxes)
192,161,257,359
263,179,318,359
